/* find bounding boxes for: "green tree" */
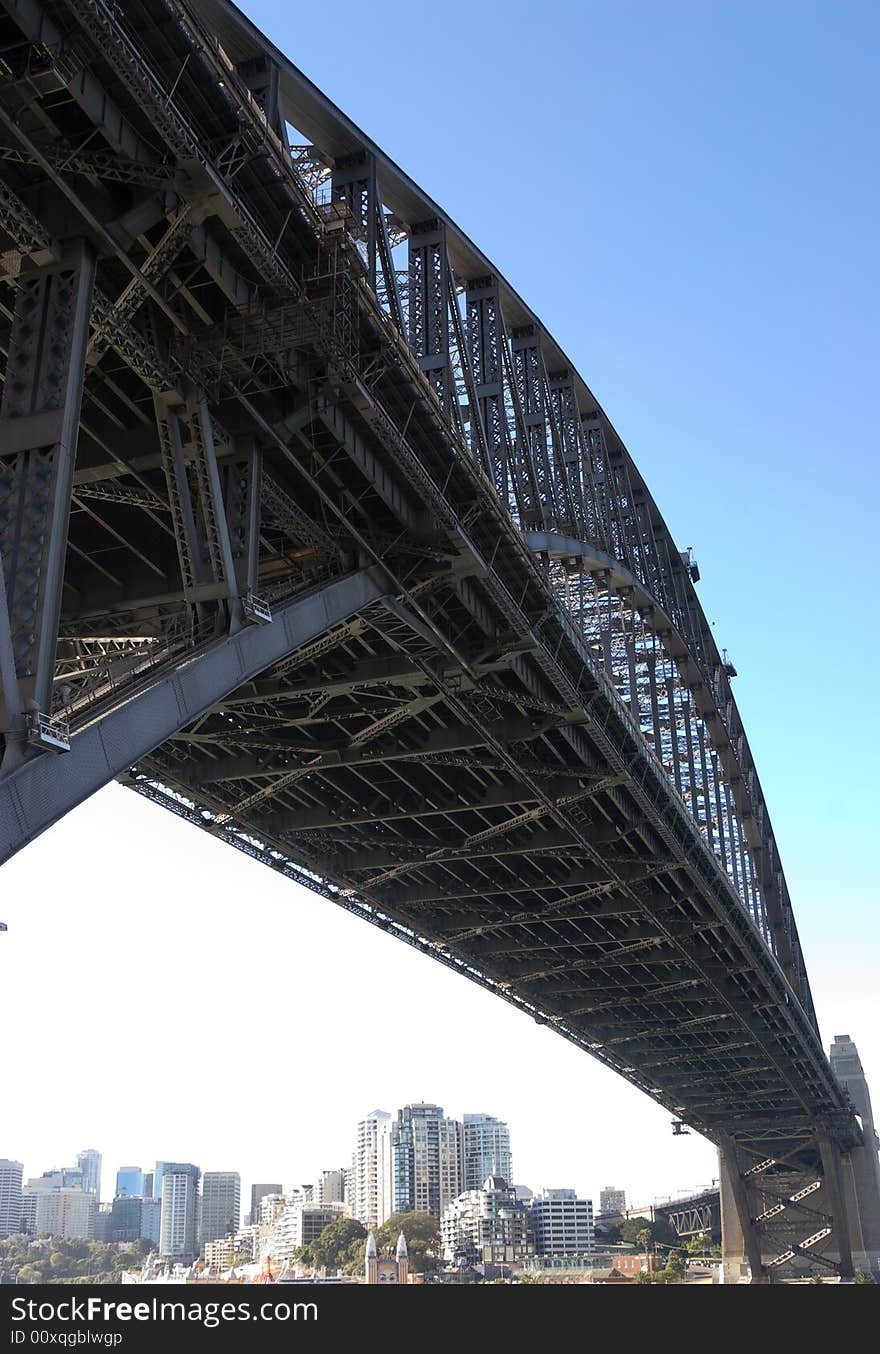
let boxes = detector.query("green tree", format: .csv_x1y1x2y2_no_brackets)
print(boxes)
375,1211,441,1273
301,1217,367,1273
853,1271,876,1284
618,1217,676,1247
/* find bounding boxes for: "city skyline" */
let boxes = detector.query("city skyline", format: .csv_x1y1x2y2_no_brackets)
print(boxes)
1,0,877,1233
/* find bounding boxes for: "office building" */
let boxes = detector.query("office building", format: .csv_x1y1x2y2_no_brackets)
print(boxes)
110,1195,144,1243
599,1185,626,1216
529,1189,594,1257
353,1110,393,1229
77,1149,102,1199
461,1115,512,1191
249,1182,282,1226
0,1160,22,1237
392,1104,461,1219
441,1175,534,1265
116,1167,144,1199
200,1172,241,1245
158,1164,200,1263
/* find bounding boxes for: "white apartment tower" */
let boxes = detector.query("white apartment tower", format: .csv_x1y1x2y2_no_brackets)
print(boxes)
0,1160,23,1237
461,1115,512,1191
158,1165,200,1263
353,1110,393,1229
199,1172,241,1245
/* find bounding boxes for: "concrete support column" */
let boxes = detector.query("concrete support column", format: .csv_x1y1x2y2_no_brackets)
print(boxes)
818,1133,854,1279
718,1140,767,1284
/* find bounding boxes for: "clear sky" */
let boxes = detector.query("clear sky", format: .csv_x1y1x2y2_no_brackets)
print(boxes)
2,0,877,1214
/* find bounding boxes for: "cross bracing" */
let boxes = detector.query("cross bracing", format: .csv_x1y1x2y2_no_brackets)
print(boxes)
0,0,866,1280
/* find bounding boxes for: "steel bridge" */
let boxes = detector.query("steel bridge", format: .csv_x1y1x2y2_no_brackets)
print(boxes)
0,0,876,1282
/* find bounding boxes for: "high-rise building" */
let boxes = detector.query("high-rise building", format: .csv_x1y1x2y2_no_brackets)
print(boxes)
108,1194,160,1244
158,1164,200,1263
92,1205,113,1243
441,1174,534,1264
0,1160,22,1237
317,1169,348,1205
353,1111,393,1229
77,1150,102,1199
599,1185,626,1216
110,1195,145,1243
249,1182,282,1226
199,1172,241,1245
461,1115,512,1191
392,1104,461,1219
143,1172,154,1198
141,1196,161,1245
529,1189,594,1257
28,1189,96,1240
115,1167,144,1199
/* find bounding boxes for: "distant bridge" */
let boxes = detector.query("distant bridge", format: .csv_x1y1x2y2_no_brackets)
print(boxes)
0,0,877,1281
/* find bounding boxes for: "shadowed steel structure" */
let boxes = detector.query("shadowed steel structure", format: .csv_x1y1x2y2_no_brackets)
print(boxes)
0,0,877,1281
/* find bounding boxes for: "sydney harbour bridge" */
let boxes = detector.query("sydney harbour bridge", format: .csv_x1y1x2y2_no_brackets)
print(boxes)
0,0,877,1282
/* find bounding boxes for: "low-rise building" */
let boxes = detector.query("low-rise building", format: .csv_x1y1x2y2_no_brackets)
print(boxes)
204,1237,238,1272
272,1201,348,1262
528,1189,594,1258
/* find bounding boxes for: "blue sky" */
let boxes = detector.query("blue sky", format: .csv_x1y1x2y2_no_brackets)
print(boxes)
3,0,877,1209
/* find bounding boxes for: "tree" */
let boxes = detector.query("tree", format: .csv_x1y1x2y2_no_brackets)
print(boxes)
634,1228,653,1251
374,1211,441,1273
300,1217,367,1274
853,1271,876,1284
618,1217,676,1247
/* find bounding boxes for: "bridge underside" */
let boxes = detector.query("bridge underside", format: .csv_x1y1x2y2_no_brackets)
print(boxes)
0,0,873,1281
